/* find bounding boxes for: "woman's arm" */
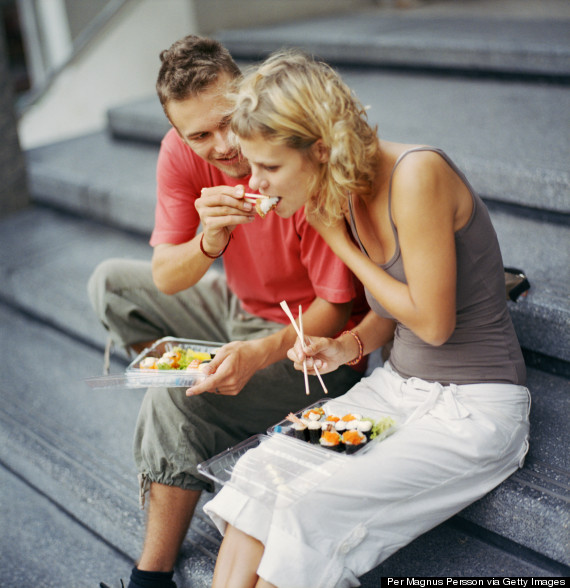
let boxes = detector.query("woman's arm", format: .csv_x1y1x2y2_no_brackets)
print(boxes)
311,153,458,346
288,310,396,375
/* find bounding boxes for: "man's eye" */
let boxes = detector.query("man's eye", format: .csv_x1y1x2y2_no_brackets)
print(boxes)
189,133,209,142
264,166,278,172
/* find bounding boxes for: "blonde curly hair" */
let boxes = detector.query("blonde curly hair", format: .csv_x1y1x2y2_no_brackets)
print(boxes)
231,50,380,224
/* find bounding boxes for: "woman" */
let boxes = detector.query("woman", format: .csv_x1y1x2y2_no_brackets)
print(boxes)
203,50,530,587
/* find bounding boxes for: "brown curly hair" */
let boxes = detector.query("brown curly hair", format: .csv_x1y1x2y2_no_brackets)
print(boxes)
156,35,241,112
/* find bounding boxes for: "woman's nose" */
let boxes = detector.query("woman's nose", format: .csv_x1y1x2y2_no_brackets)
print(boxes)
249,169,266,192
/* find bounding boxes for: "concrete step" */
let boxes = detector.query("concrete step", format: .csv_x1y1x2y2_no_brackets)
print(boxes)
0,204,568,572
1,283,568,586
215,2,570,79
21,150,570,366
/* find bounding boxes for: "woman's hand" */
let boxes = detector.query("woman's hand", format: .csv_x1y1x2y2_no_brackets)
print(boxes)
287,335,347,375
306,212,353,259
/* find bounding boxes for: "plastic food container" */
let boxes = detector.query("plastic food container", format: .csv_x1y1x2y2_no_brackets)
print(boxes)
197,433,347,508
85,337,223,389
197,398,397,507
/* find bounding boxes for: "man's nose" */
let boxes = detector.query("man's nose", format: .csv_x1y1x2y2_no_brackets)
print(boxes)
212,129,231,153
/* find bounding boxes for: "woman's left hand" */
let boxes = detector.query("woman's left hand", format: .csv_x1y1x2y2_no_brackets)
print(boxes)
307,212,352,257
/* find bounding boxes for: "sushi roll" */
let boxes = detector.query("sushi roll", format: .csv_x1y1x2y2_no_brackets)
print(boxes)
303,407,325,421
357,419,374,440
307,420,322,444
139,357,158,369
321,421,337,434
334,419,348,434
319,430,343,452
342,430,367,454
255,196,280,217
345,419,360,431
290,421,308,441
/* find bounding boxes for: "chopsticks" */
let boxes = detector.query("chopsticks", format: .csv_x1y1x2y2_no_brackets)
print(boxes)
244,193,270,202
280,300,328,396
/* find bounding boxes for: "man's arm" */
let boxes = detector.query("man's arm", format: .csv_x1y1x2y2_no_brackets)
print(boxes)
186,296,352,396
152,184,255,294
152,237,216,295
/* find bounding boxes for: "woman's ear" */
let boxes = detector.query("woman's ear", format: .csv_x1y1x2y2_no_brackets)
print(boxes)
312,139,329,163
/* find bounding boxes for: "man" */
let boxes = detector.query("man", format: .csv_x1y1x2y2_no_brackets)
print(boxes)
91,36,367,588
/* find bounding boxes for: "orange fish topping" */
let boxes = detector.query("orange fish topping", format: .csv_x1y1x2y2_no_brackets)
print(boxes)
342,431,364,445
322,431,341,445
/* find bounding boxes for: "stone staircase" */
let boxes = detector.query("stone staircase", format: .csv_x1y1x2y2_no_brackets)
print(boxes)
1,1,568,586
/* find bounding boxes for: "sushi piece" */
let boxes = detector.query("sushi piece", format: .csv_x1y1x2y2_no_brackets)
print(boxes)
342,430,367,454
303,407,325,421
319,430,343,452
255,196,280,217
334,419,348,434
357,419,374,440
345,419,360,431
321,421,337,433
139,357,158,369
307,420,322,443
290,421,308,441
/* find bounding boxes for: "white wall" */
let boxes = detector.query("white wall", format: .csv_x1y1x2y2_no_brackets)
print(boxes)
18,0,197,149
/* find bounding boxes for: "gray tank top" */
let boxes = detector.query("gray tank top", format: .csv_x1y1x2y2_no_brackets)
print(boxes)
348,147,525,385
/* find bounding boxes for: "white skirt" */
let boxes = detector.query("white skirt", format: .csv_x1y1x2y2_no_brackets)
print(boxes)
204,364,530,588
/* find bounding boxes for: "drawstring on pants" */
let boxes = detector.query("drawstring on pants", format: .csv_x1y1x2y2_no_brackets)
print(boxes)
403,378,470,425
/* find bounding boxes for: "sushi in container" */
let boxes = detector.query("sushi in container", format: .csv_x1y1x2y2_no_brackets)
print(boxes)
85,337,223,389
197,398,397,507
268,398,397,457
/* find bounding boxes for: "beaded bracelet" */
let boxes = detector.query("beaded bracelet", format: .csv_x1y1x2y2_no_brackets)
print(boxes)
199,233,232,259
342,330,363,366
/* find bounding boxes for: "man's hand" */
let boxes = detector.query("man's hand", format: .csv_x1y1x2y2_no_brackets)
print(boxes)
185,339,266,397
196,184,255,254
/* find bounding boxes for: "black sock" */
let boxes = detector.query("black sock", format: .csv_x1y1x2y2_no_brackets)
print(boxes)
127,567,176,588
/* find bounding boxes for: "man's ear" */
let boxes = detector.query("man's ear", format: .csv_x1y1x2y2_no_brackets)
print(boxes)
312,139,329,163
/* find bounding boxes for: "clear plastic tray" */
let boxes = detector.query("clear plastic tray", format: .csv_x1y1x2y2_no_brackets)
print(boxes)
197,433,347,508
197,398,397,507
85,337,223,389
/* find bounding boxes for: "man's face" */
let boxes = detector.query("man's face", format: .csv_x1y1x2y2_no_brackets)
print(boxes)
166,75,250,178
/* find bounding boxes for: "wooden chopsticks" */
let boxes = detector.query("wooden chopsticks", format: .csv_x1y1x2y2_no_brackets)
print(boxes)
280,300,328,396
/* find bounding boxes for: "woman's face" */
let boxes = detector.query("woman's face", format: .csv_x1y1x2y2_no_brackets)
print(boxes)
239,135,320,219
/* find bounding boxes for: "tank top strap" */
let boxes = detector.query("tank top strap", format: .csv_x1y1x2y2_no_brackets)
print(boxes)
347,193,370,257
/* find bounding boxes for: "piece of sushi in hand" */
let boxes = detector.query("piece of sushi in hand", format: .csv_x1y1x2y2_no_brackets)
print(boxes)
307,420,322,443
342,430,367,454
255,196,280,218
319,430,343,452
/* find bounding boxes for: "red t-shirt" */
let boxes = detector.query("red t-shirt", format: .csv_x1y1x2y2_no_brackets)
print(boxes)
151,129,368,338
